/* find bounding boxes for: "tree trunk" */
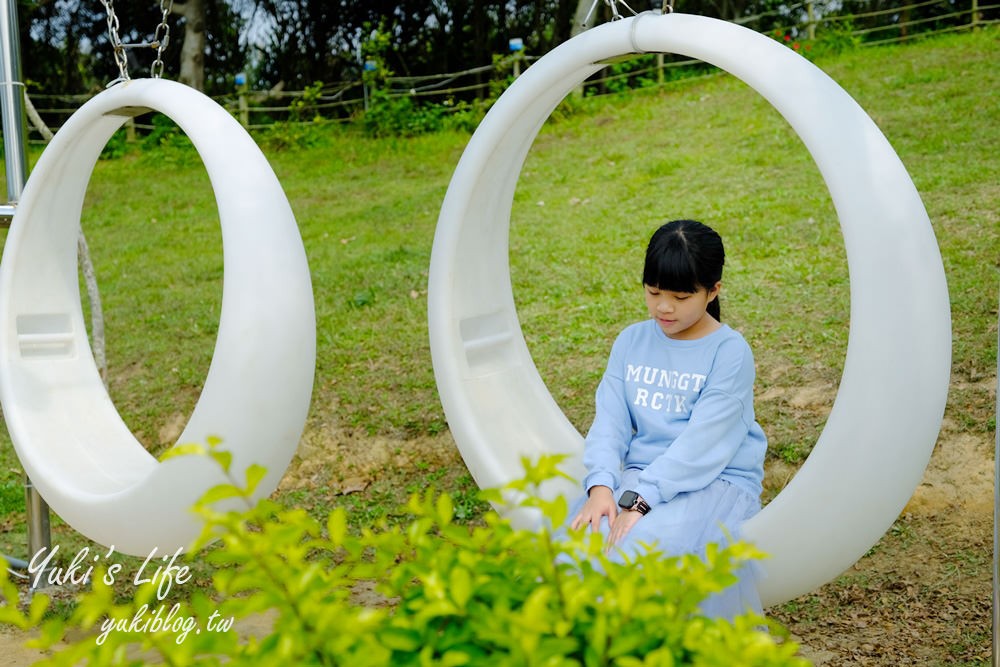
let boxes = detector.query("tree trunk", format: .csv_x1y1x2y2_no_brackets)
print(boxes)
172,0,207,90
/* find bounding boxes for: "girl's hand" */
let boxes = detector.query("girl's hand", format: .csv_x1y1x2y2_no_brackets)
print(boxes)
607,508,642,550
571,485,617,532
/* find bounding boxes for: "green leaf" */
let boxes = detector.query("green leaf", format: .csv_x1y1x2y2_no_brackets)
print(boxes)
436,493,454,526
520,454,572,486
159,442,206,462
608,631,651,658
379,626,423,652
199,483,245,505
209,448,234,474
439,650,473,666
244,463,268,495
450,566,473,609
327,508,347,545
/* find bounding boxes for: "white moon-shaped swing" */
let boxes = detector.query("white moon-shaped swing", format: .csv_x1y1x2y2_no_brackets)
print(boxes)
0,78,316,556
428,13,951,607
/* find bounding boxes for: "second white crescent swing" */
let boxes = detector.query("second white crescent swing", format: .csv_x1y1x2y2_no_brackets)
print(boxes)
428,11,951,607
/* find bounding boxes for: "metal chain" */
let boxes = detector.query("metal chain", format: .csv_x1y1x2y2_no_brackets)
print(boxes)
99,0,130,83
582,0,639,26
609,0,637,20
150,0,174,79
98,0,174,84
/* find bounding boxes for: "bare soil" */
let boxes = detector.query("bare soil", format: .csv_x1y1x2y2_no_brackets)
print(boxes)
1,380,995,666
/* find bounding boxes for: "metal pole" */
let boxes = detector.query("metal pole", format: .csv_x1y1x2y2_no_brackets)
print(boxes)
24,478,50,560
0,0,27,200
994,287,999,667
0,0,52,566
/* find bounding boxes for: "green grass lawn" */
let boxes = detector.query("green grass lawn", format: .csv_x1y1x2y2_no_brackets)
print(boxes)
0,26,996,554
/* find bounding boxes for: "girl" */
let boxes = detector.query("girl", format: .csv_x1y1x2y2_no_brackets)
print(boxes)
567,218,767,616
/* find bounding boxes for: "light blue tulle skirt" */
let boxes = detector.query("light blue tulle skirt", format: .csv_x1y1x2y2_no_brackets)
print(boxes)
560,468,764,619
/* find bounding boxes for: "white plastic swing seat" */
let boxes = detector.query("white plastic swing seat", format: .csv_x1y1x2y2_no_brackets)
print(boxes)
0,78,316,556
428,13,951,607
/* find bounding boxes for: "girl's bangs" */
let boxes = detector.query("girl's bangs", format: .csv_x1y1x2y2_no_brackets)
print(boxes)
643,248,700,293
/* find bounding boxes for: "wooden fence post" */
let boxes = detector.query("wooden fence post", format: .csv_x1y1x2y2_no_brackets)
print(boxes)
236,72,249,128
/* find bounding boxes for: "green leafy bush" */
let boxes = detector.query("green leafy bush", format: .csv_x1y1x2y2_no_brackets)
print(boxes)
288,81,326,123
362,90,449,138
0,448,809,666
140,113,192,152
99,128,132,160
812,21,861,57
601,54,661,94
252,120,335,152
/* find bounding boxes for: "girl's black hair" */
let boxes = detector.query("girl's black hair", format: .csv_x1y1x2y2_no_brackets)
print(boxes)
642,219,725,321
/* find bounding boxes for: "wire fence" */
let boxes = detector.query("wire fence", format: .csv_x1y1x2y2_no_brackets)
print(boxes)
22,0,999,138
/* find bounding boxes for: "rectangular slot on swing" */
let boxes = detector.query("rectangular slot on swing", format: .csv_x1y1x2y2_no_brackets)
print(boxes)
16,313,75,358
459,311,516,372
106,106,154,119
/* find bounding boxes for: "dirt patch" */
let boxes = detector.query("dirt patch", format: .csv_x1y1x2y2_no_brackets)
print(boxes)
906,425,993,520
156,412,189,447
774,418,994,665
279,417,463,496
759,381,838,410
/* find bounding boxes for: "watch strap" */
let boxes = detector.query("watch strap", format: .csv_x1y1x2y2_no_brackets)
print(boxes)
618,490,651,515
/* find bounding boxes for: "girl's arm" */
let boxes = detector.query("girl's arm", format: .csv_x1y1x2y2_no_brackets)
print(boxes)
581,335,632,493
633,338,763,507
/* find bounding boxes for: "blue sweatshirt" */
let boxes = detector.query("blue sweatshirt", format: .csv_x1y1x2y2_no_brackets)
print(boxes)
582,320,766,507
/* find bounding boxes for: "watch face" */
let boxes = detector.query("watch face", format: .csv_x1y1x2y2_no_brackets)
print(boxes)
618,490,638,509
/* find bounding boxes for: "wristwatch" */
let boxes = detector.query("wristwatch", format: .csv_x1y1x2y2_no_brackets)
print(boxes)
617,490,651,515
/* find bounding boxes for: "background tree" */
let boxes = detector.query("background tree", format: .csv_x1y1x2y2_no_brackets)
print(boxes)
12,0,990,107
173,0,206,89
19,0,243,95
18,0,104,94
248,0,343,90
244,0,581,95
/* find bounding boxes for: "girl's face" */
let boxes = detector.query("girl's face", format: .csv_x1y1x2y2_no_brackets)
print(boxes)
644,282,721,340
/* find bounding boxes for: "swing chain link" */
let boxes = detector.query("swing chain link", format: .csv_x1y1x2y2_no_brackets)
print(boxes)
99,0,130,84
582,0,639,26
98,0,174,85
150,0,174,79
